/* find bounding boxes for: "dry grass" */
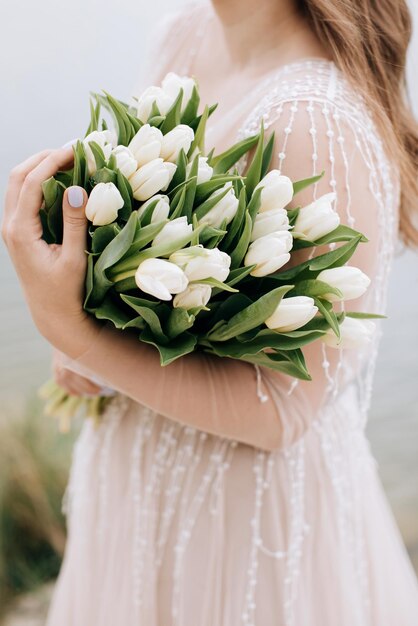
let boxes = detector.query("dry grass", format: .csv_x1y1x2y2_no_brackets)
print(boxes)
0,396,77,619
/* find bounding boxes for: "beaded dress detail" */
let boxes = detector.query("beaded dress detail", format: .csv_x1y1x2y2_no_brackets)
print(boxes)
46,3,418,625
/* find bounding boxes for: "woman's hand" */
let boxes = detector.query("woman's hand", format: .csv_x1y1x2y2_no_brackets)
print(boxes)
52,348,103,396
1,147,102,359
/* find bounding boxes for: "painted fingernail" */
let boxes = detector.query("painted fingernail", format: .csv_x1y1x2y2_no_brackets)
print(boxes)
62,138,79,148
68,186,84,208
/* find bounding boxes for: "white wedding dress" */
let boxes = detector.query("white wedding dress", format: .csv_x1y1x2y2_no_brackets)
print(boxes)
46,3,418,625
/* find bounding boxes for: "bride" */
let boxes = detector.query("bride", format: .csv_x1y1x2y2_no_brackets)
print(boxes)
2,0,418,623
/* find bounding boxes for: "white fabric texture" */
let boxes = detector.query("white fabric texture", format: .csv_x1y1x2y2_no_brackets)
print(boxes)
46,3,418,625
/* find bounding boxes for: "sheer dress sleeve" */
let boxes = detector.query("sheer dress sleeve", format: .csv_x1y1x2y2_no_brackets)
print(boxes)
65,65,398,452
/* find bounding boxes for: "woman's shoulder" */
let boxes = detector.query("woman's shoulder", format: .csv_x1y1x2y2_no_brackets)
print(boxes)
245,58,377,137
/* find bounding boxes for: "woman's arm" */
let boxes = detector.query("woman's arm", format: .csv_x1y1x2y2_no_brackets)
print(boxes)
65,97,384,450
2,97,384,451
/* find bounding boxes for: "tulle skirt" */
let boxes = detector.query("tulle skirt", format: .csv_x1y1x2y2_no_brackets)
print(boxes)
46,390,418,626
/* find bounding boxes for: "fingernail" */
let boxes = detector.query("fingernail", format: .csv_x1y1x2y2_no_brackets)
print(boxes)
62,138,79,148
68,186,84,208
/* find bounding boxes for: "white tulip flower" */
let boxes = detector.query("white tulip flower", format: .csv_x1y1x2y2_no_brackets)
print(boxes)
198,182,239,228
137,194,170,223
170,245,231,283
265,296,318,332
135,86,173,123
317,266,371,302
83,130,115,175
111,146,138,179
135,258,188,301
244,231,293,277
173,283,212,309
255,171,294,212
129,158,176,201
128,124,163,167
186,156,213,184
322,317,376,349
151,216,193,249
292,193,340,240
251,208,290,242
161,72,196,112
160,124,195,163
85,182,124,226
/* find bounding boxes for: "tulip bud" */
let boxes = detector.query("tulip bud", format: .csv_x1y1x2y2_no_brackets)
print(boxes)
244,231,293,277
292,193,339,241
317,266,371,302
161,72,196,112
85,182,124,226
322,317,376,349
186,156,213,184
128,124,163,167
170,245,231,283
137,194,170,223
251,208,290,242
129,158,177,201
111,146,138,179
265,296,318,332
135,258,188,301
254,171,294,212
151,216,193,249
135,86,173,123
160,125,195,163
83,130,115,175
198,182,239,228
173,283,212,309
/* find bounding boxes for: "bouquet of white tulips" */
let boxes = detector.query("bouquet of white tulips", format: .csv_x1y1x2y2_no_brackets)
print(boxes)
39,72,382,426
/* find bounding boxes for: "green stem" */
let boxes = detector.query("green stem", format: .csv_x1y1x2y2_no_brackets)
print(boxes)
111,268,137,284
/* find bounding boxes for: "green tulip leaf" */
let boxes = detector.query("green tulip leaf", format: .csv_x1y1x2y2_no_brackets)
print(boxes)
292,224,368,249
119,298,168,343
244,120,264,199
292,171,325,195
238,349,312,380
195,277,238,293
208,284,294,341
89,211,138,306
165,308,196,339
181,84,200,125
91,223,121,254
229,211,252,269
345,311,387,320
116,170,133,221
93,295,133,328
221,187,247,251
189,104,209,155
211,134,259,175
141,327,197,365
261,131,275,178
160,89,183,134
87,140,106,170
314,297,340,339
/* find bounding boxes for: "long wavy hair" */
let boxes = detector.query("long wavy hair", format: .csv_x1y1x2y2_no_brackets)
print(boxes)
297,0,418,248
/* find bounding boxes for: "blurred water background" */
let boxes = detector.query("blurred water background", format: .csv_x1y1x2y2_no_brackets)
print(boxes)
0,0,417,620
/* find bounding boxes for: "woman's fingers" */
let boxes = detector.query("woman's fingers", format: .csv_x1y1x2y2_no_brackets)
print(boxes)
13,147,75,240
54,367,103,397
4,149,53,221
62,187,89,258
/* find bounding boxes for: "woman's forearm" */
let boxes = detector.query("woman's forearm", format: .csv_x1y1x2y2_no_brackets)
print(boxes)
69,322,285,451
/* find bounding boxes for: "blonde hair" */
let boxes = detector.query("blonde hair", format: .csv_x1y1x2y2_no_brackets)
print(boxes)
298,0,418,248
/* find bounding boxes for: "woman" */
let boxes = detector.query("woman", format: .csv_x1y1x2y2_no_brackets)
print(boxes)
2,0,418,623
